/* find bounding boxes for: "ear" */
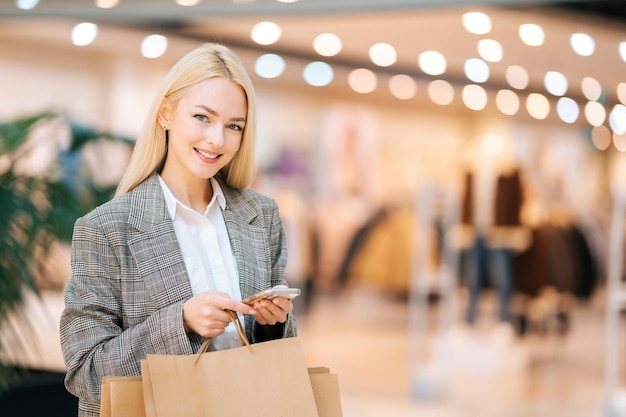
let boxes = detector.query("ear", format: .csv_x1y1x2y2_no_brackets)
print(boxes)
157,99,171,128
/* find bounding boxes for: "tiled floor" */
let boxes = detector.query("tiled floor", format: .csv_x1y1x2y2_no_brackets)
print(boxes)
296,285,622,417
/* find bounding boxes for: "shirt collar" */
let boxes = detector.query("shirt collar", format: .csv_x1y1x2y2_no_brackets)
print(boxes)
158,175,226,220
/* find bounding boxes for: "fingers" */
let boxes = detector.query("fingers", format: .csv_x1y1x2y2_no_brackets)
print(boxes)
252,297,293,326
182,290,255,338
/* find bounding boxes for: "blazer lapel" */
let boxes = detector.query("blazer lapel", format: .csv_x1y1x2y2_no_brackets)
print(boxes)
127,174,193,307
220,181,268,297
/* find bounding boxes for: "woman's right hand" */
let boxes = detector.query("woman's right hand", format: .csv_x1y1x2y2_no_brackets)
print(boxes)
182,290,256,338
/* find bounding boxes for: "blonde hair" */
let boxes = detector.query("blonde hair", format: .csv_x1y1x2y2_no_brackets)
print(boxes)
115,43,256,197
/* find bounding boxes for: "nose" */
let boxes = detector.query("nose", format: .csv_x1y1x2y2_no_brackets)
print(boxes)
205,123,224,146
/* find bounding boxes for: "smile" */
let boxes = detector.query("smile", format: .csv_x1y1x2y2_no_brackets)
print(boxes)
194,148,220,161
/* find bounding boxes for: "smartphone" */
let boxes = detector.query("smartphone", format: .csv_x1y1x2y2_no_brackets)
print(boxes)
242,288,301,305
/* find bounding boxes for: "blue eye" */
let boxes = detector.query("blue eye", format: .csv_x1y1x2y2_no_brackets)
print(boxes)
195,114,208,122
228,124,243,132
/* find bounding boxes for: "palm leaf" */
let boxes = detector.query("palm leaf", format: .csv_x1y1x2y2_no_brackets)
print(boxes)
0,112,133,395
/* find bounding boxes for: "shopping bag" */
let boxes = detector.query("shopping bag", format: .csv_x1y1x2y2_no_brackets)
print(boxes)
143,309,318,416
100,376,145,417
102,365,344,417
101,311,341,416
143,335,319,417
308,367,343,417
143,337,318,417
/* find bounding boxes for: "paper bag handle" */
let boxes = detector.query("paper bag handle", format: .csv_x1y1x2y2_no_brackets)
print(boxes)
194,310,250,365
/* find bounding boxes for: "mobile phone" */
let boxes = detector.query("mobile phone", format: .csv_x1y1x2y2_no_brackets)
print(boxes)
242,288,301,305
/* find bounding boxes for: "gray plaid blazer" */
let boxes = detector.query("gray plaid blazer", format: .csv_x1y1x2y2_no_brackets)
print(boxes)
59,173,296,417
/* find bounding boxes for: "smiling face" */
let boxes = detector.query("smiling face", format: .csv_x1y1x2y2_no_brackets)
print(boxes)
158,76,247,195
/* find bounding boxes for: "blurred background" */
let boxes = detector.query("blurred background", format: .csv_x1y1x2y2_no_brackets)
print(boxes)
1,0,626,416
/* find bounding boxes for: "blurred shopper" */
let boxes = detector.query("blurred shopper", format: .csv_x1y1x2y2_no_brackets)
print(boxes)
59,43,297,417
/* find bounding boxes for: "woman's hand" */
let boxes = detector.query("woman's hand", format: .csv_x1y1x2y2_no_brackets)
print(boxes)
250,285,294,326
182,290,256,338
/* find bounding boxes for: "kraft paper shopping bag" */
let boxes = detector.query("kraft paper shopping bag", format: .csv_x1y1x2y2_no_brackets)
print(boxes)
100,376,145,417
144,336,319,417
308,367,343,417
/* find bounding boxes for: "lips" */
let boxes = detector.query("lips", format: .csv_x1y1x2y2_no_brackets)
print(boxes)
194,147,221,162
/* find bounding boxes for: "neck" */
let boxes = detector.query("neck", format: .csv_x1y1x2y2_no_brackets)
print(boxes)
160,170,213,214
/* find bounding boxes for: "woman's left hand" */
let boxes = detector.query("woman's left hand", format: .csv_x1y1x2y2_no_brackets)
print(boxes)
251,286,294,325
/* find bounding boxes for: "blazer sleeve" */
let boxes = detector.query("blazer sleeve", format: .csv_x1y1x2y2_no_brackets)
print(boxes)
59,214,193,406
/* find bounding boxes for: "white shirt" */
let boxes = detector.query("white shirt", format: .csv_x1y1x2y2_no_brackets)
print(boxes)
158,175,244,351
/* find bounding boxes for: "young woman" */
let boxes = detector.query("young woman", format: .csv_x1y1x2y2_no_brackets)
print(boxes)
60,43,297,417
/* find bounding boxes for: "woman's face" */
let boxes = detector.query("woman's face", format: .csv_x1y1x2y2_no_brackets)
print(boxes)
160,77,247,185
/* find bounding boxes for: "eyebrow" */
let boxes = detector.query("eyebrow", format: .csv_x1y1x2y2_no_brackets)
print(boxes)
194,104,246,122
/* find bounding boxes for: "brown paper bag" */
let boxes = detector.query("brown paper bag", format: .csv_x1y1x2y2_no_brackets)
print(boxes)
144,336,319,417
101,364,343,417
100,376,145,417
140,360,157,417
308,367,343,417
101,313,342,416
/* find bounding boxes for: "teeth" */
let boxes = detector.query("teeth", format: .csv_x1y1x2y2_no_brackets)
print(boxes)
196,148,218,159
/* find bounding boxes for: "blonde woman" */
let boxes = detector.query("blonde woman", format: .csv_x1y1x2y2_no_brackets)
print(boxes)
60,43,296,417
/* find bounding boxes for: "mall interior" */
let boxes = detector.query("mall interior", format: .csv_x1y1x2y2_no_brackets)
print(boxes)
1,0,626,416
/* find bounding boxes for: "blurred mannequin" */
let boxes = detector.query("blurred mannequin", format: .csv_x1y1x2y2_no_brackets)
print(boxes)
460,137,530,327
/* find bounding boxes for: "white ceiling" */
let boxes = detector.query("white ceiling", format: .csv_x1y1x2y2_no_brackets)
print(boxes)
2,1,625,112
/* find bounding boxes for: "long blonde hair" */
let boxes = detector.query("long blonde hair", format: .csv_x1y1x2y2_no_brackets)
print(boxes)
115,43,256,197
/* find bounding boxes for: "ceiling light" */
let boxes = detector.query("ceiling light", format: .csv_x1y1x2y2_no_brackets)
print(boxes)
496,89,519,115
556,97,579,123
255,54,285,79
141,34,168,58
477,39,502,62
176,0,201,5
505,65,529,90
464,58,489,83
418,51,446,76
388,74,416,100
611,130,625,149
302,61,333,87
526,93,550,120
276,0,299,3
609,104,626,134
591,125,611,150
544,71,568,96
16,0,38,9
313,33,342,57
620,42,626,62
582,77,602,101
369,43,396,67
348,68,377,94
462,84,487,110
570,33,595,56
617,83,626,105
519,24,544,46
71,23,98,46
585,101,606,126
95,0,119,7
614,131,626,152
251,22,281,45
428,80,454,105
462,12,492,35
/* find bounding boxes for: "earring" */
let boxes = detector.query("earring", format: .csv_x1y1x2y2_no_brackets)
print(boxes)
163,125,168,130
